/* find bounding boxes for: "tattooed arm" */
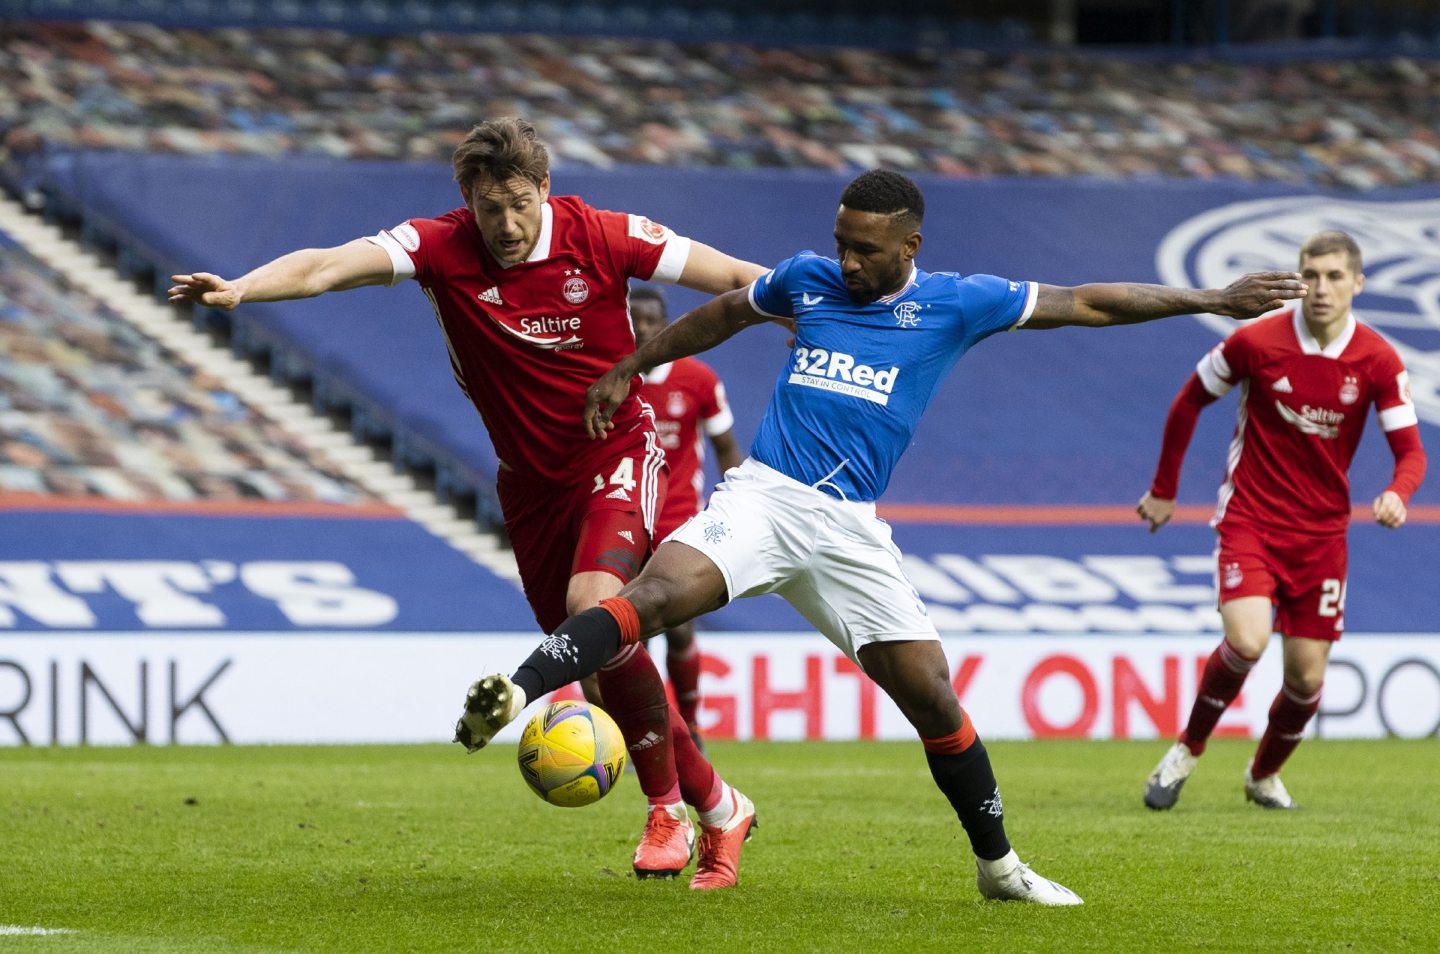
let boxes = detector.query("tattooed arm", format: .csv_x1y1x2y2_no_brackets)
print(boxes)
1022,272,1307,330
586,287,770,438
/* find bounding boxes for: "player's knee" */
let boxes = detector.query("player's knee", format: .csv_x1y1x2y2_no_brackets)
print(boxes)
1285,669,1325,697
618,577,684,635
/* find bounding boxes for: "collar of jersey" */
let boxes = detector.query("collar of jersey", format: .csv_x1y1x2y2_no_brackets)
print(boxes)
495,201,554,269
876,264,919,304
1292,308,1357,358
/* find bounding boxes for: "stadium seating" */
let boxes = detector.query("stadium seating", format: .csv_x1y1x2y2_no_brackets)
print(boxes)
0,234,371,504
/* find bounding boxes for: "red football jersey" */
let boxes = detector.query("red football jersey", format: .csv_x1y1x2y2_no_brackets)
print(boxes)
1197,309,1418,533
637,357,733,527
366,196,693,483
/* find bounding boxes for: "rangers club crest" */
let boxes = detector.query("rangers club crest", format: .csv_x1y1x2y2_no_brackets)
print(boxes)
562,268,590,304
1157,196,1440,429
894,301,922,327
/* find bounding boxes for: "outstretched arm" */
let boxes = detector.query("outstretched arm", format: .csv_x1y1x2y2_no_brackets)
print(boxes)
167,239,396,311
674,241,768,295
1137,373,1221,533
586,287,770,438
1023,271,1306,330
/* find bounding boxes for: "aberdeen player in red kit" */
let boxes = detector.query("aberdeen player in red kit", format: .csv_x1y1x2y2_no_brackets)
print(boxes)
581,285,743,749
1139,231,1426,811
168,118,764,884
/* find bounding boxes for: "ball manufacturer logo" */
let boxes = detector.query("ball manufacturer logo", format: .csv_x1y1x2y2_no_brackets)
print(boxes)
563,276,590,304
1156,196,1440,428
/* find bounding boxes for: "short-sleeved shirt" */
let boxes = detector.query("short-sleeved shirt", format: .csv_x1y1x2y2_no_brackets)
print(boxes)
636,357,733,528
747,252,1036,502
1195,309,1418,534
366,195,692,484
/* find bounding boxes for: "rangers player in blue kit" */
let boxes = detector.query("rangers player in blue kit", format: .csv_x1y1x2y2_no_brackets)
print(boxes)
455,170,1307,901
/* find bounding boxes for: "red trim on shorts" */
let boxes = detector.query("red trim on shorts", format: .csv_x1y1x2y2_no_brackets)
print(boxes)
922,709,978,754
598,596,641,646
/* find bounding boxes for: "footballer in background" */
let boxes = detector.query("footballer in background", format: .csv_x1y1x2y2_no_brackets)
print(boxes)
583,284,744,751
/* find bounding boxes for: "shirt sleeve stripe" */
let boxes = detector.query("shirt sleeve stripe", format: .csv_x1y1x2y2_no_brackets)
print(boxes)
1195,348,1235,397
1379,403,1419,432
747,279,788,319
648,234,692,284
1009,280,1039,330
703,406,735,436
364,231,414,286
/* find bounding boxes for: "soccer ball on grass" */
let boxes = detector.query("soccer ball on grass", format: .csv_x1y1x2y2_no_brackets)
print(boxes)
517,701,628,807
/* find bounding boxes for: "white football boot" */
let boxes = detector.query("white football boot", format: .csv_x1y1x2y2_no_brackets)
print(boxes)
1244,765,1299,810
976,851,1083,906
454,673,526,753
1144,741,1199,810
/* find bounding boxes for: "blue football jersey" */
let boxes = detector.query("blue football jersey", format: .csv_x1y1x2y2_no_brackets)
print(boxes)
746,251,1036,502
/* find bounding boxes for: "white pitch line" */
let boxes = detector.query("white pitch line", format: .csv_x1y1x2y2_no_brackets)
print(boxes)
0,925,76,935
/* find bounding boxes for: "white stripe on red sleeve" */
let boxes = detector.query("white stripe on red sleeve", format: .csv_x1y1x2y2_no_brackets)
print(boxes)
648,234,693,284
1195,345,1235,397
363,231,415,286
1379,404,1419,432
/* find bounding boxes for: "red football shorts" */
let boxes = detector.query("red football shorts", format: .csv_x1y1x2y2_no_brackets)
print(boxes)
498,431,668,634
1215,520,1349,641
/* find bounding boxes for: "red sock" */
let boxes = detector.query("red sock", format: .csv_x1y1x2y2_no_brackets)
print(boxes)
597,644,679,804
1179,640,1258,756
667,640,702,728
669,704,721,811
1251,682,1321,779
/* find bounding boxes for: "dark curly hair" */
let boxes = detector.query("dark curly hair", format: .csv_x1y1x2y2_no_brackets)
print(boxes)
839,169,925,229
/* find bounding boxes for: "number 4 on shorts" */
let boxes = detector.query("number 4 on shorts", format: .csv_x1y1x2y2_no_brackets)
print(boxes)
592,457,637,494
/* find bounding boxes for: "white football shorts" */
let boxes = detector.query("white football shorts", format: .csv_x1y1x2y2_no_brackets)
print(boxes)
667,458,939,663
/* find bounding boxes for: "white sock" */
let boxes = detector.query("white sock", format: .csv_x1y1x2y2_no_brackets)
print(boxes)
976,849,1020,878
509,681,528,713
649,800,688,821
697,782,742,830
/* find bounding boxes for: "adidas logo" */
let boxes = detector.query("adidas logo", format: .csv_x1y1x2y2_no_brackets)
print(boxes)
478,286,503,306
629,731,663,751
618,530,635,544
605,487,631,501
1273,376,1293,393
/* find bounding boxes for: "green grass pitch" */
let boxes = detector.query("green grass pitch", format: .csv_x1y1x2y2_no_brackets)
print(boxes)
2,739,1436,952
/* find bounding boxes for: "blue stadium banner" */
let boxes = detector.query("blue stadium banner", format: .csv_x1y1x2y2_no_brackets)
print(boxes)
0,507,534,631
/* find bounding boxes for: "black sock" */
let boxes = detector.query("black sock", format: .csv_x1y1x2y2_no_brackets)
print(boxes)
925,740,1012,861
511,607,623,703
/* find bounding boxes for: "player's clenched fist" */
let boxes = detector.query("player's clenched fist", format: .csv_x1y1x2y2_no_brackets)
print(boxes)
1136,492,1176,534
1373,489,1407,529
